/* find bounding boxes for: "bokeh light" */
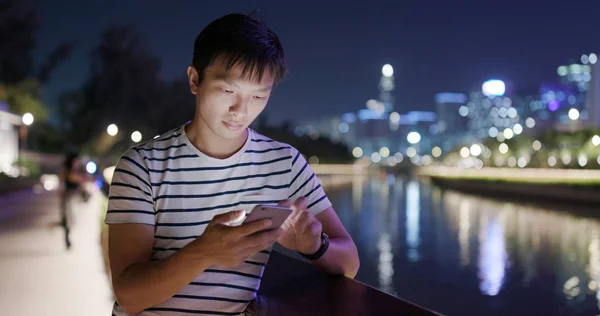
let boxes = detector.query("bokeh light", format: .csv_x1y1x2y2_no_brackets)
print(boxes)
131,131,142,143
407,132,421,144
107,124,118,136
568,108,580,121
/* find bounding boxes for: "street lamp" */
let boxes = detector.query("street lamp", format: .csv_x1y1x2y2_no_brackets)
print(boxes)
131,131,142,143
107,124,118,136
22,113,34,126
19,113,34,154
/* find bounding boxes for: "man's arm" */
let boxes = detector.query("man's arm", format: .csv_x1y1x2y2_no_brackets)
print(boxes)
109,212,279,315
312,207,359,278
106,148,208,314
283,147,359,278
109,224,212,315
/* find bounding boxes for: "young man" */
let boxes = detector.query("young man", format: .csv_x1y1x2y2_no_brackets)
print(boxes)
106,13,359,316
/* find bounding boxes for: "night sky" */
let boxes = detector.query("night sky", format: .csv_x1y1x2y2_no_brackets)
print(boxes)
35,0,600,123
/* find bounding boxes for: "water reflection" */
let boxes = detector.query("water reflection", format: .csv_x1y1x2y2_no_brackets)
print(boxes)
477,218,507,296
325,175,600,316
406,181,421,262
377,232,394,294
458,199,470,266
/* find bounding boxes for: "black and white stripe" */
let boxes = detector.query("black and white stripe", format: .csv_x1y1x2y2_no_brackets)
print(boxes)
106,125,332,316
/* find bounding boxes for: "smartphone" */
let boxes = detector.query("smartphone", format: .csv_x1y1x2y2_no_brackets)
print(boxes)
242,205,293,231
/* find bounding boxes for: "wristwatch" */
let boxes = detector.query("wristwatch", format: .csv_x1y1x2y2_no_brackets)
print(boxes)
299,232,329,261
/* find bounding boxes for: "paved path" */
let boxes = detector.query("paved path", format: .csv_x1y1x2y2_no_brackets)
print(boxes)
0,185,114,316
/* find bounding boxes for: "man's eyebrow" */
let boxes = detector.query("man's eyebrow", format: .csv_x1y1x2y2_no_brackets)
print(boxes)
214,73,240,89
215,73,272,92
256,85,273,92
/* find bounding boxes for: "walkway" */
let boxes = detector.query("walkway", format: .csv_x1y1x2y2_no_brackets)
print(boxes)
0,186,114,315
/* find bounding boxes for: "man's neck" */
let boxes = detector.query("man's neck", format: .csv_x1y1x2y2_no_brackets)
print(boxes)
185,118,248,160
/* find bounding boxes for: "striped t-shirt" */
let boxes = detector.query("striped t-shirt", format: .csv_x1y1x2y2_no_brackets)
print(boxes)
105,123,332,316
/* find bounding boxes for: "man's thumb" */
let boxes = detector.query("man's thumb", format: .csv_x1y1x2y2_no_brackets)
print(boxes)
277,199,292,208
213,210,246,225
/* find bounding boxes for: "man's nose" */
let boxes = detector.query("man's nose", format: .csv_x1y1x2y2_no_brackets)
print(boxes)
229,97,249,118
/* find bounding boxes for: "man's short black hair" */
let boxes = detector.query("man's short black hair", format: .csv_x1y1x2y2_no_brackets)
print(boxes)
192,13,287,85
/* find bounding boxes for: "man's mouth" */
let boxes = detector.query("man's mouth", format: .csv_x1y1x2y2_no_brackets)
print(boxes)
223,121,244,131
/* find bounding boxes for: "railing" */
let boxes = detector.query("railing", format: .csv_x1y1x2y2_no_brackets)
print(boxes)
250,250,443,316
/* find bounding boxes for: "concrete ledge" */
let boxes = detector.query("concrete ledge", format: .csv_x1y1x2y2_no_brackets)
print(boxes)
417,166,600,184
417,166,600,206
429,177,600,207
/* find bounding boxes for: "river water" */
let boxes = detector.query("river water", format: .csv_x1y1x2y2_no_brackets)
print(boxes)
324,174,600,316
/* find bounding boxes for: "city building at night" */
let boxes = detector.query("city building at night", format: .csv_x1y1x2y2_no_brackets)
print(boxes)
379,64,395,113
586,55,600,127
434,92,468,152
553,53,597,128
462,79,523,144
296,64,437,163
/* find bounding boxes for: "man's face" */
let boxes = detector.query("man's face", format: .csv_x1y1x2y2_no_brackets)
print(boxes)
188,56,274,140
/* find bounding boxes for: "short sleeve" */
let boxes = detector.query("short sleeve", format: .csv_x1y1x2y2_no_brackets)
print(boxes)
287,147,332,216
105,148,156,225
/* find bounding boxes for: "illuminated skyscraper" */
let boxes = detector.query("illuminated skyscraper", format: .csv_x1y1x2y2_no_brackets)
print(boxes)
379,64,395,113
586,56,600,127
464,79,521,143
554,53,596,125
435,93,468,151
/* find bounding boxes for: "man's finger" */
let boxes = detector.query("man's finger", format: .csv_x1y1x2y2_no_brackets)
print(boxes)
287,197,307,223
294,210,312,232
277,199,292,208
305,220,322,237
213,210,246,225
234,218,273,236
292,196,308,211
244,228,284,247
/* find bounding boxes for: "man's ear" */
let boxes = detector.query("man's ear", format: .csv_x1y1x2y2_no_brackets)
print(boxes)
187,66,199,95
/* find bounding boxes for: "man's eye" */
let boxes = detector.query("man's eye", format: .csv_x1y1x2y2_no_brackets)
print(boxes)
253,96,263,99
221,88,234,94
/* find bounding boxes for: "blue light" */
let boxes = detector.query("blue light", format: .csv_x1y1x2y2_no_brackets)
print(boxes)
341,112,357,123
357,109,386,121
482,80,506,97
435,93,467,104
338,122,349,133
404,111,437,123
95,179,103,189
86,161,97,174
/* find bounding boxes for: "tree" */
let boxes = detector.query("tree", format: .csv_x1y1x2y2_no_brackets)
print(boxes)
0,0,37,85
153,76,195,134
0,0,75,154
59,26,169,156
0,79,48,120
0,0,75,86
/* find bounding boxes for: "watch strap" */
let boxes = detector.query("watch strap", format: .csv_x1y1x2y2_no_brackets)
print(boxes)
299,232,329,261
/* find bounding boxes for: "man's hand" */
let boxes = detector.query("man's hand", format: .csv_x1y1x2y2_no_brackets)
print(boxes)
183,210,284,267
277,197,323,255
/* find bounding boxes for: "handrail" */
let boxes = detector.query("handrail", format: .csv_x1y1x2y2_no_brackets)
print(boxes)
249,251,443,316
